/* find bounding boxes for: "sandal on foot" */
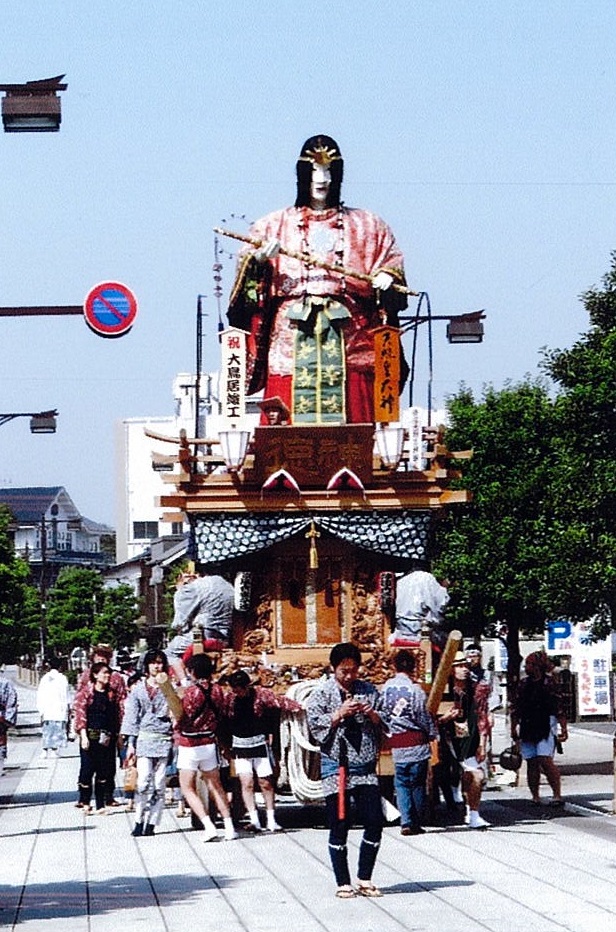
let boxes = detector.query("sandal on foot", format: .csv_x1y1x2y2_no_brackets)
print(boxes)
336,885,356,899
355,880,383,898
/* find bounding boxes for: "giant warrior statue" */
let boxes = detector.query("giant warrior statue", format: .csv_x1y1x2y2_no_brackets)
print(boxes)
228,134,409,425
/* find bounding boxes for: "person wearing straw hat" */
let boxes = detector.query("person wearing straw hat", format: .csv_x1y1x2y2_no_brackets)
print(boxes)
441,650,492,828
258,396,290,425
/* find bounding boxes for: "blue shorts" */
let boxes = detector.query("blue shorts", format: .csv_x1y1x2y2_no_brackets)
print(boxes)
521,716,557,759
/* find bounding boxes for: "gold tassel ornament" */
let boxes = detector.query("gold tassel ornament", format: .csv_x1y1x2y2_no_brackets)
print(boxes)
306,521,320,569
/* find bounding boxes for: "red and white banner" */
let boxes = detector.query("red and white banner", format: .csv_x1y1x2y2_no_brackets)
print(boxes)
219,327,247,425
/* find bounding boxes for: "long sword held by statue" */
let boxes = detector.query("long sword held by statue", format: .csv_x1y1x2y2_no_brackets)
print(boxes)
213,226,419,297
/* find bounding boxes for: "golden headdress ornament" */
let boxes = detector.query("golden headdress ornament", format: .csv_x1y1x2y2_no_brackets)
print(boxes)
299,143,342,166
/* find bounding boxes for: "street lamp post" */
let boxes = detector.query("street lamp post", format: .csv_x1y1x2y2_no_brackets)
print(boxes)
0,75,66,133
40,514,48,662
400,300,485,421
0,409,58,433
37,512,82,661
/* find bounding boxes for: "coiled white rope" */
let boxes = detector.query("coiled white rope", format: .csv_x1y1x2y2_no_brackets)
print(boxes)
278,678,401,822
279,680,324,804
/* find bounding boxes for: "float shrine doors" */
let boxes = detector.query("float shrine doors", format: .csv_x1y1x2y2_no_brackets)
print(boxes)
247,538,386,650
277,554,344,647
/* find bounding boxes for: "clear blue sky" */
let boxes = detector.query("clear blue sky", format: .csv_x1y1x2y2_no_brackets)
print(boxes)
1,1,614,526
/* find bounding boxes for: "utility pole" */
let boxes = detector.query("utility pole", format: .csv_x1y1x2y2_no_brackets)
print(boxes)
39,514,47,662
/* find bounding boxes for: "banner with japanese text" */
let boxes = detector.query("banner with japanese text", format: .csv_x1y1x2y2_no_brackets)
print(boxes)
373,325,400,424
219,327,246,425
545,619,612,716
574,625,611,717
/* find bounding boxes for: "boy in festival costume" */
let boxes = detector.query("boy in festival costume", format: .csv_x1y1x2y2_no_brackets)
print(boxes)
306,643,384,899
221,669,301,833
380,650,437,835
175,653,237,842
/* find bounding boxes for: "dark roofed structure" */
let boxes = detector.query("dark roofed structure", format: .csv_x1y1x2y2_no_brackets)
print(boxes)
0,486,68,524
0,486,115,586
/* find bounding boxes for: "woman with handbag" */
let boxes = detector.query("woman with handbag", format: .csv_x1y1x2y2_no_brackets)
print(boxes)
121,650,175,837
511,651,568,806
73,662,122,815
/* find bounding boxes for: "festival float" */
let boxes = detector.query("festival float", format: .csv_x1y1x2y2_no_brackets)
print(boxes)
148,135,480,800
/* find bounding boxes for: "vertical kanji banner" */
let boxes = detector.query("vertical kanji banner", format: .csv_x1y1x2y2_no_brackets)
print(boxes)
220,327,247,425
373,325,401,424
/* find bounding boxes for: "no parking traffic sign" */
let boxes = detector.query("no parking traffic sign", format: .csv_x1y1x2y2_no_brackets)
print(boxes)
83,281,137,337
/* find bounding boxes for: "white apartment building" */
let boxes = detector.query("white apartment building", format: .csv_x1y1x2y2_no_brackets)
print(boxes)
114,373,198,564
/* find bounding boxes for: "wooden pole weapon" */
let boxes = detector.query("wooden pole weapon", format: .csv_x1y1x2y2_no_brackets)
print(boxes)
213,226,419,297
426,629,463,715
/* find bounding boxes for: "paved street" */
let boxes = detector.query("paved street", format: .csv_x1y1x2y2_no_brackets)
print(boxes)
2,671,616,932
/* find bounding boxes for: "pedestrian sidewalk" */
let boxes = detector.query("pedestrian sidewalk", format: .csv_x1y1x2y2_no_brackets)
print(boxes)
488,710,615,817
3,670,616,932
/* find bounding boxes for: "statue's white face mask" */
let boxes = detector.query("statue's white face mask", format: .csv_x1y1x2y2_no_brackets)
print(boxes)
310,163,331,208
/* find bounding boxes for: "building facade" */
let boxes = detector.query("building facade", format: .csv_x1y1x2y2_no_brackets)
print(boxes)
0,486,114,589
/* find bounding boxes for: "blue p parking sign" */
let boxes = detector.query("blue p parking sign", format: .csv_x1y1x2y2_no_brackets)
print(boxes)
546,619,573,652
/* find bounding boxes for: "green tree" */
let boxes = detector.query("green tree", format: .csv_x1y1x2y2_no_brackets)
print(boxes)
0,504,32,663
8,584,43,661
433,379,557,689
45,568,141,655
92,584,140,650
542,253,616,636
45,567,105,655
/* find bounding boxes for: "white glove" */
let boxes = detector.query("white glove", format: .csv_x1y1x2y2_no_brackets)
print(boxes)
372,270,394,291
254,238,281,263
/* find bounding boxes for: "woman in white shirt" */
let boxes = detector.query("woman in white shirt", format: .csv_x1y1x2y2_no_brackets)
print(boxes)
36,657,70,758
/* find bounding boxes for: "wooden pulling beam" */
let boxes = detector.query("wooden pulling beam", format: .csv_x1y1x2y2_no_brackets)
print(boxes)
155,672,184,721
214,226,419,297
426,629,463,715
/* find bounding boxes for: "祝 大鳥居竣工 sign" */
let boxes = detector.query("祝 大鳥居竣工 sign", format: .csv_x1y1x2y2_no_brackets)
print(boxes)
220,328,246,424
